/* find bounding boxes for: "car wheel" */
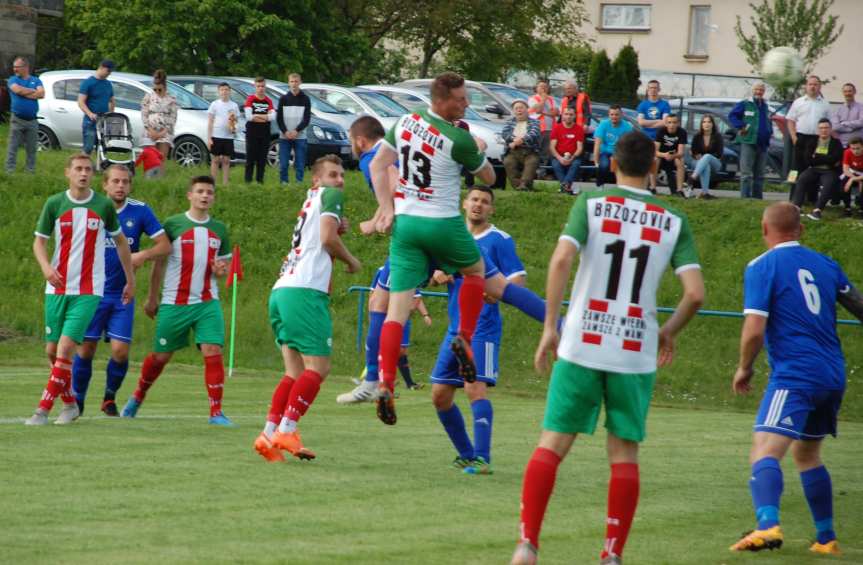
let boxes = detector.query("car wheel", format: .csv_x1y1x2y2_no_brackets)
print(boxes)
37,126,59,151
173,136,208,167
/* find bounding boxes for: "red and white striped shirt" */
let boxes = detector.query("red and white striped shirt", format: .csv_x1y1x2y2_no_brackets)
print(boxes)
160,212,231,305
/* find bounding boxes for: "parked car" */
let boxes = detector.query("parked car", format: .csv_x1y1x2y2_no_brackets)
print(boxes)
668,96,783,115
171,75,352,168
398,78,518,123
299,84,408,131
36,70,227,167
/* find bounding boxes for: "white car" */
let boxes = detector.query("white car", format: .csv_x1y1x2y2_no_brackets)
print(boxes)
36,70,232,167
300,84,409,131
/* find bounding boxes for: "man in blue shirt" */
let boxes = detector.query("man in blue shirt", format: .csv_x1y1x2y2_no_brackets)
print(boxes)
730,202,863,555
70,165,170,416
77,60,116,154
592,105,633,187
637,80,671,192
5,57,44,174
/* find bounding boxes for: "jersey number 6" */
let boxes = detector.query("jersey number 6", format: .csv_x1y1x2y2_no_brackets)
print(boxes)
797,268,821,315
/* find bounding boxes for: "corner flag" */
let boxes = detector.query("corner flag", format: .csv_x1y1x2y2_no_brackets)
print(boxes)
227,245,243,377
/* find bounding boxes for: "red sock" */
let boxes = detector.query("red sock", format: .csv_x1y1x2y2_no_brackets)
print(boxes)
519,447,562,548
602,463,640,559
457,274,484,342
38,358,72,411
268,374,295,424
378,321,403,392
283,370,322,423
204,354,224,417
133,353,166,402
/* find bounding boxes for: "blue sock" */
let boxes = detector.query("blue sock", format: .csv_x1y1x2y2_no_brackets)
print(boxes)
470,399,493,463
365,311,385,382
104,358,129,401
437,404,474,460
501,283,545,323
750,457,783,530
801,466,835,544
71,355,93,406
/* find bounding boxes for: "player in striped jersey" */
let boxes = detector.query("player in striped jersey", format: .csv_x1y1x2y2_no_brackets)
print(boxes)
254,155,361,462
71,165,170,416
121,175,234,426
511,132,705,565
26,153,135,426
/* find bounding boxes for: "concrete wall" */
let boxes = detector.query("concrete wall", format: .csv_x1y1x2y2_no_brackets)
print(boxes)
0,0,63,74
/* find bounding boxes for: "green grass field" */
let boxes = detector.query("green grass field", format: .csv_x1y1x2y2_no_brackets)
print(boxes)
1,136,862,564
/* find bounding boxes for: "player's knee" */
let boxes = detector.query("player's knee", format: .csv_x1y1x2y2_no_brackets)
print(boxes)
110,346,129,364
431,387,454,410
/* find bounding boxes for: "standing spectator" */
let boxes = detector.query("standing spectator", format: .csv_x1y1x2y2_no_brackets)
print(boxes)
243,77,275,184
786,75,831,179
276,73,312,185
502,100,541,191
207,82,240,186
549,106,584,194
558,79,591,127
77,60,115,154
637,80,672,192
791,119,845,220
140,69,178,162
729,82,773,199
592,105,633,187
841,137,863,215
689,114,723,199
654,114,687,196
831,83,863,148
5,56,43,174
528,80,558,161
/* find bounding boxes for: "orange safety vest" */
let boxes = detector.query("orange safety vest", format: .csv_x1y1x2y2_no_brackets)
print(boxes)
529,94,557,133
561,92,590,127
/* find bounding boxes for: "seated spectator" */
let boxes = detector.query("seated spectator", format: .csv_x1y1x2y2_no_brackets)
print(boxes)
841,136,863,215
831,83,863,148
592,105,633,187
791,119,846,220
654,114,687,197
689,114,723,199
549,106,584,194
502,100,541,191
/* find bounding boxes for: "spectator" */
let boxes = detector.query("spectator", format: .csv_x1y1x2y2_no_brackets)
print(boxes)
791,119,845,220
243,77,275,184
729,81,773,199
637,79,672,192
689,114,723,199
135,141,164,179
77,60,115,154
549,106,584,194
831,83,863,148
276,72,312,185
786,75,831,180
654,114,687,197
528,80,558,161
559,79,591,127
593,105,633,187
5,56,44,174
140,69,178,161
502,100,541,191
207,82,240,186
841,136,863,215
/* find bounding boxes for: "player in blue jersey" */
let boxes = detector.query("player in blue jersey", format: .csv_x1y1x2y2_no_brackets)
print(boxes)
730,202,863,555
70,165,170,415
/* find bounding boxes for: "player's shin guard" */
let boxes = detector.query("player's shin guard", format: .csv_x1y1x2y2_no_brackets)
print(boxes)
502,283,546,323
519,447,562,549
471,399,493,462
378,321,403,392
458,275,485,342
801,466,835,544
602,463,640,559
284,370,322,424
365,311,385,382
72,355,93,406
268,374,295,428
750,457,783,530
436,404,474,460
38,358,73,412
133,353,167,402
204,354,225,417
104,358,129,401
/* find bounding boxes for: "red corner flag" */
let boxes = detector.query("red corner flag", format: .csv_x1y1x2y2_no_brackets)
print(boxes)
227,245,244,287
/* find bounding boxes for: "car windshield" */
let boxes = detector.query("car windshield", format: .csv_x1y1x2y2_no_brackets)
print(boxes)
398,89,484,121
266,81,348,114
352,90,409,117
141,79,209,110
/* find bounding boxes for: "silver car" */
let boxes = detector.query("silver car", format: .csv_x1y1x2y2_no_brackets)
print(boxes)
300,84,409,130
398,79,523,123
36,70,232,167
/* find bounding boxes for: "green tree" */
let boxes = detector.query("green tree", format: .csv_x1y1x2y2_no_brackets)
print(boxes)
587,49,613,103
609,43,640,107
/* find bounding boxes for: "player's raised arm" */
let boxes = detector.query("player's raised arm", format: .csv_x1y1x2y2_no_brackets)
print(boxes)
369,143,398,233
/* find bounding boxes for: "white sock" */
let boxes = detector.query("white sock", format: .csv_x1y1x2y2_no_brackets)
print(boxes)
278,417,297,434
263,421,276,438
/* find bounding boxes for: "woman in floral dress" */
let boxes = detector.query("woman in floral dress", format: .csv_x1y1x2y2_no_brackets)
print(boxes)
141,69,178,160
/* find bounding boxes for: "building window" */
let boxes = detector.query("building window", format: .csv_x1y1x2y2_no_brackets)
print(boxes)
600,4,651,31
687,6,711,57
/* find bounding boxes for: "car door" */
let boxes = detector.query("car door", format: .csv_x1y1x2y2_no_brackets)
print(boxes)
465,85,507,122
47,78,86,148
109,81,147,145
306,88,364,115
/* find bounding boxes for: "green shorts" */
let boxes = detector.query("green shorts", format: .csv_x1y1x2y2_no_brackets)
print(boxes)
388,214,481,292
268,287,332,356
153,301,225,352
542,359,656,442
44,294,101,344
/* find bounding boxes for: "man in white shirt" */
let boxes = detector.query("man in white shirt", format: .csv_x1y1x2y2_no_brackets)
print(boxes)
207,82,240,186
786,75,831,178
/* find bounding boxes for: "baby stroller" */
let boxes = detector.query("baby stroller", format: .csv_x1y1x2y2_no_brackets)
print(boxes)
96,112,137,174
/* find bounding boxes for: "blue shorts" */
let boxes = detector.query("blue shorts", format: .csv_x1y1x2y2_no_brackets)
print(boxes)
430,333,498,387
84,295,135,343
754,384,844,440
374,260,432,294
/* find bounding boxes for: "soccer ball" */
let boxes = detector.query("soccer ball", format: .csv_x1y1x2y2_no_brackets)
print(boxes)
761,46,804,88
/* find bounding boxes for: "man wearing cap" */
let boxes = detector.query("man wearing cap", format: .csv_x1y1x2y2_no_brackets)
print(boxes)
78,60,116,154
5,56,44,174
